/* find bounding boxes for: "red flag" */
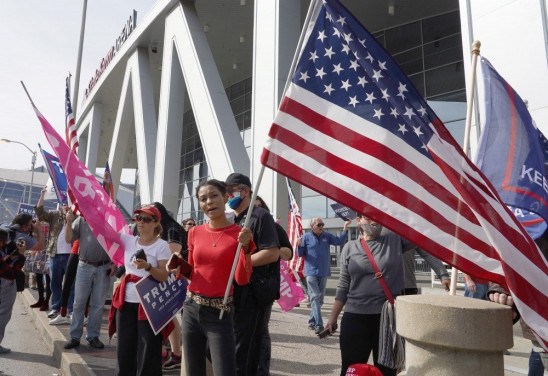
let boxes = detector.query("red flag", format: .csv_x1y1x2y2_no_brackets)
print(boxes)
286,179,304,275
260,0,547,347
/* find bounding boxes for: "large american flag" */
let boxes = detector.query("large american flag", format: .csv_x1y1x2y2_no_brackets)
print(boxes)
260,0,547,347
286,178,304,274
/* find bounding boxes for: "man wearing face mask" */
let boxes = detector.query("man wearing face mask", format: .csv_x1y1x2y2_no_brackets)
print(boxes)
297,217,350,334
225,173,280,376
325,215,415,376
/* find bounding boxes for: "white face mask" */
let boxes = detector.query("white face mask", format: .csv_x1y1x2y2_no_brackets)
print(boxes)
360,223,382,238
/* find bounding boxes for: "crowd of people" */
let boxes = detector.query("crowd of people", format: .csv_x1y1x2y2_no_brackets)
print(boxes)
0,171,544,376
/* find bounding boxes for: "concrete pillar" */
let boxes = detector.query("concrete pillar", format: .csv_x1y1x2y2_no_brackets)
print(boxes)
396,295,513,376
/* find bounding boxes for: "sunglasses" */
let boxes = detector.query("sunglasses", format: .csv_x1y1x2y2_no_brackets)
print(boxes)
316,223,325,227
186,223,196,227
132,215,156,223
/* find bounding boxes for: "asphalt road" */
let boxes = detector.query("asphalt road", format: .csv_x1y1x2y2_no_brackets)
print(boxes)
0,293,62,376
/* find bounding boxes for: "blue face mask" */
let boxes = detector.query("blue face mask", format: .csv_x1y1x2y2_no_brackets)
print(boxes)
227,191,243,210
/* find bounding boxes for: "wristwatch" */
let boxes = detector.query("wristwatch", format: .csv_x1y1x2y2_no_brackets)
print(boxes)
145,263,152,272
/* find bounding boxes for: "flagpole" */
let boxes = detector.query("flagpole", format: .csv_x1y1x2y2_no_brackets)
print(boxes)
449,40,481,295
20,81,36,107
72,0,88,117
219,165,267,319
280,0,321,97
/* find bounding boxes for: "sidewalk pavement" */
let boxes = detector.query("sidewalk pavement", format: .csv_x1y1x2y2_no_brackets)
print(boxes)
21,274,533,376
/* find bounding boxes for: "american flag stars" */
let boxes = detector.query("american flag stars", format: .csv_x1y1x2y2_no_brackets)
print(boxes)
291,2,431,154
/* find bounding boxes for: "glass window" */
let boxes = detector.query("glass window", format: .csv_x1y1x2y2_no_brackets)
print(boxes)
384,21,421,54
422,12,461,44
425,62,464,98
229,80,245,100
230,95,245,115
423,34,462,70
408,73,425,98
393,46,423,77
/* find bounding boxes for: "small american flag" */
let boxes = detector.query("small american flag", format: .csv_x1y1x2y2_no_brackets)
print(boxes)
65,75,80,215
260,0,547,347
286,178,304,275
65,76,79,152
103,161,115,200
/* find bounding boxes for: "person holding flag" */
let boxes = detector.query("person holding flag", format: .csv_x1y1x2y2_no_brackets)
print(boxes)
224,173,280,376
179,179,254,376
35,187,74,324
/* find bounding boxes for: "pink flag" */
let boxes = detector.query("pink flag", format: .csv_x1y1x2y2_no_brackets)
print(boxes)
286,179,304,276
277,260,305,312
33,106,129,265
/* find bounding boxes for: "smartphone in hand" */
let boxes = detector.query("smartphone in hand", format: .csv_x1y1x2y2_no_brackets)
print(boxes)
318,323,338,339
167,253,182,270
134,249,147,262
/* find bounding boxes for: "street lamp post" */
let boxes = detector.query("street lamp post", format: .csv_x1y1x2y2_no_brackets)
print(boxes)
0,139,37,204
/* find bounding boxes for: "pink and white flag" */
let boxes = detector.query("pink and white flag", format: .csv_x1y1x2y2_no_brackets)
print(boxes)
33,105,129,265
277,260,305,312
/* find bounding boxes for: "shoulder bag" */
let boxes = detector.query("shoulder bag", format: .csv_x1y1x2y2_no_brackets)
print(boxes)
360,239,405,372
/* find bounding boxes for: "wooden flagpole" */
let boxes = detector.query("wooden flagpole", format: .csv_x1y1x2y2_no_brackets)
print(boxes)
449,40,481,295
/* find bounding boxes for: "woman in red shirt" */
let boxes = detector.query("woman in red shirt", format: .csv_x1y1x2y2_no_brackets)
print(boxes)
180,179,254,376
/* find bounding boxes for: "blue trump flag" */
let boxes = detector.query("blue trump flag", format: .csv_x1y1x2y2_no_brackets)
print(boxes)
39,145,68,205
475,57,548,226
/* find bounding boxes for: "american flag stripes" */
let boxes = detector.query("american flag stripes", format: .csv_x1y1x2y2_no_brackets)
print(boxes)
286,178,304,275
260,0,547,346
64,76,81,215
65,76,79,151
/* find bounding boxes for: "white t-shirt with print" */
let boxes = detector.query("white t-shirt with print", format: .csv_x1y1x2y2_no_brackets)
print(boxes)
120,233,171,303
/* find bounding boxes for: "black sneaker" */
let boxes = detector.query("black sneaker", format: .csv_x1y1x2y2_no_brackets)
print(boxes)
162,354,182,370
314,326,324,335
64,338,80,349
88,337,105,349
308,323,315,330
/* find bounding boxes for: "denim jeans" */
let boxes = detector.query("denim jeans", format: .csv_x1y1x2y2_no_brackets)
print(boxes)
50,253,74,312
182,300,236,376
464,282,488,300
528,349,546,376
69,262,110,341
306,276,327,328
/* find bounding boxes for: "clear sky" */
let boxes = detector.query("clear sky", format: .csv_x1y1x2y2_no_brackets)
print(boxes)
0,0,156,180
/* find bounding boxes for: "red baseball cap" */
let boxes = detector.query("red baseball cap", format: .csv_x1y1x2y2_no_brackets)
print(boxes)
345,364,383,376
133,205,161,222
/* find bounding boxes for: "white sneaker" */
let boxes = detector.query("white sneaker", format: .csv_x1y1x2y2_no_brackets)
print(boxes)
47,310,59,319
49,315,70,325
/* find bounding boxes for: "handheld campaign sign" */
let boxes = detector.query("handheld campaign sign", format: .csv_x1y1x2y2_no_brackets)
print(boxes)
330,203,357,221
18,203,35,215
134,273,187,335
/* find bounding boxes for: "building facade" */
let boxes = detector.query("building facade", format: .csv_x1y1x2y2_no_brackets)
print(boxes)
73,0,548,227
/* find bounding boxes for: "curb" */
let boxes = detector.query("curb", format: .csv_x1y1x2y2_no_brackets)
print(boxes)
20,290,94,376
